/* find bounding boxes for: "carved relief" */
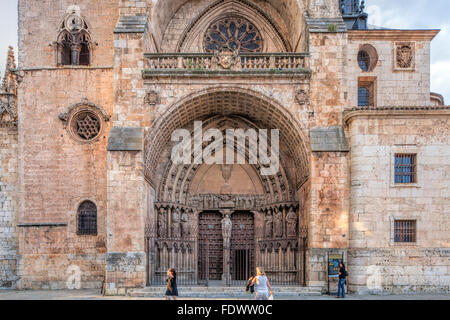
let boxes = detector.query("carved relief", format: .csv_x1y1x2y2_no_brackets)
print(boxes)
172,207,181,238
221,211,233,248
295,89,309,105
273,208,283,238
158,207,167,238
213,46,239,70
146,90,160,106
264,210,273,238
220,164,233,194
180,210,191,237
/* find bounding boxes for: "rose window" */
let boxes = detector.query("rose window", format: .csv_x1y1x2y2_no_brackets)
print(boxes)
204,17,263,53
73,112,101,140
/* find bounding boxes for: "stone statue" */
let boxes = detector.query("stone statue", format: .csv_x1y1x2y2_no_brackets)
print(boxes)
180,210,190,237
273,208,283,238
286,207,298,237
158,207,167,238
264,210,273,238
172,207,181,238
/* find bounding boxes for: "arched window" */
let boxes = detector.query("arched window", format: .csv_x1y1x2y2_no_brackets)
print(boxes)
78,32,91,66
57,8,93,66
77,201,97,235
58,31,72,65
358,87,370,106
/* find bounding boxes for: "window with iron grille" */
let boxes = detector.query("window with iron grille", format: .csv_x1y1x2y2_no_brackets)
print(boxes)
394,154,417,184
77,200,97,235
394,220,416,243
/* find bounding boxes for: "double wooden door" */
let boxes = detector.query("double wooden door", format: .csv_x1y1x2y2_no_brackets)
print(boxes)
198,211,255,282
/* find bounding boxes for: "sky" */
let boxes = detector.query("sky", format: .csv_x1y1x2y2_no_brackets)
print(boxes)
0,0,448,102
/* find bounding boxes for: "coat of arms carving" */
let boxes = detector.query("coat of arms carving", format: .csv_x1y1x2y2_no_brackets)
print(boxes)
213,46,239,70
395,42,415,70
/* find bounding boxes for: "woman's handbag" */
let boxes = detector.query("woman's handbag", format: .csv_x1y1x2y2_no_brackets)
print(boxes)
245,278,255,293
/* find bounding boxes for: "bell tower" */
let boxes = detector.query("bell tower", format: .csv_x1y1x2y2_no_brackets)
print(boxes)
339,0,368,30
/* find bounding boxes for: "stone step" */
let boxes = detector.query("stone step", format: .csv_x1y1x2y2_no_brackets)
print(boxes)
129,286,323,298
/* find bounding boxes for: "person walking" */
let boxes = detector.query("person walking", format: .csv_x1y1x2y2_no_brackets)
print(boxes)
250,267,273,300
165,268,178,300
337,262,348,298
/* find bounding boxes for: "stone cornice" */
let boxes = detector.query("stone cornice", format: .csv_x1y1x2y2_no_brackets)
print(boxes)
348,29,440,41
17,223,68,228
343,106,450,124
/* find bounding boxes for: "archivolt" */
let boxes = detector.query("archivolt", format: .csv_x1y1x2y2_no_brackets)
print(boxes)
157,115,296,204
151,0,306,52
176,0,291,52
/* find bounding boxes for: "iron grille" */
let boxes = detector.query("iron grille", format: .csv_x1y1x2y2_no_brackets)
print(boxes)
394,220,416,243
395,154,417,184
77,201,97,235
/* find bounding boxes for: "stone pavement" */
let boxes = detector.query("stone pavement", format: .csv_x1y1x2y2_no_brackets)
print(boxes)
0,289,448,300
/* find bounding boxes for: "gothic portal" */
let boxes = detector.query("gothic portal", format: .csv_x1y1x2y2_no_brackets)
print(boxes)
0,0,448,295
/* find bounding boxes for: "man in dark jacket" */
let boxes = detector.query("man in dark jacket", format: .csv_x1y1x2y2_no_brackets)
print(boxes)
337,262,348,298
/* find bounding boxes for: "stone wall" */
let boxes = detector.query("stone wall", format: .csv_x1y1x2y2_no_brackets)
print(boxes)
16,67,112,289
0,124,18,288
346,110,450,293
15,0,118,290
106,150,147,294
18,0,118,68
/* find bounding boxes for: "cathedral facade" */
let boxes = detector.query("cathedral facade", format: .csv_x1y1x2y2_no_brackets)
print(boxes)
0,0,448,295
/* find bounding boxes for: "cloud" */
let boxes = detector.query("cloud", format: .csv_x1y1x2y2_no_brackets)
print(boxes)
366,0,450,102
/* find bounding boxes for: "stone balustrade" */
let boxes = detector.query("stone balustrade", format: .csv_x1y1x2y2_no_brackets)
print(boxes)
143,52,310,77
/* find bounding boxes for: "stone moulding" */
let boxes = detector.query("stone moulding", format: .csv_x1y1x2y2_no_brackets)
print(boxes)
17,223,68,228
343,105,450,124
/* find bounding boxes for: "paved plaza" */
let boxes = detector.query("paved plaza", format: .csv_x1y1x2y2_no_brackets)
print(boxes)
0,290,448,300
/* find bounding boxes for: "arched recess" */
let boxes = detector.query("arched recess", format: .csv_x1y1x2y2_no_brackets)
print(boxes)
156,115,297,205
150,0,307,52
144,87,311,195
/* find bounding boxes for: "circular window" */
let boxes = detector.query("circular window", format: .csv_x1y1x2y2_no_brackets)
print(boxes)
70,110,101,141
357,44,378,72
204,16,263,53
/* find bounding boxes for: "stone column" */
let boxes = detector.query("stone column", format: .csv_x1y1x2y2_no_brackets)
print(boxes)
220,209,233,284
70,43,81,66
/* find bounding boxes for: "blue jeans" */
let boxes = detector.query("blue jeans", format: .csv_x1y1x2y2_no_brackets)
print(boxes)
337,278,346,297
